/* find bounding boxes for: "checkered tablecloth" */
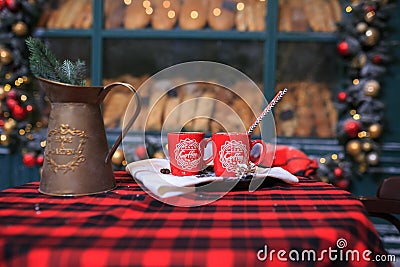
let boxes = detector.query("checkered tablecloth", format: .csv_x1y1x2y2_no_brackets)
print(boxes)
0,171,391,267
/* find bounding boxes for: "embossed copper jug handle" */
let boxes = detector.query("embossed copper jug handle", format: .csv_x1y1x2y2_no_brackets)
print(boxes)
98,82,142,164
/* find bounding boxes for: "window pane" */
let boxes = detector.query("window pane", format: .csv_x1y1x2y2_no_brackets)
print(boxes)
275,41,340,138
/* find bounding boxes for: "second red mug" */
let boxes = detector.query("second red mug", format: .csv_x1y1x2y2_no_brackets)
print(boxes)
212,132,266,177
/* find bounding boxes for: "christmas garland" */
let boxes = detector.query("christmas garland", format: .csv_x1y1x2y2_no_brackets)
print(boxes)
0,0,46,166
317,0,394,189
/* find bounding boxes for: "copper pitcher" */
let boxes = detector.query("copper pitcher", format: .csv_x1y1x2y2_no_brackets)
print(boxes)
37,77,141,196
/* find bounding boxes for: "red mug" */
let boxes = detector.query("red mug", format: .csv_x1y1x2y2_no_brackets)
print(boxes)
168,132,213,176
211,132,266,177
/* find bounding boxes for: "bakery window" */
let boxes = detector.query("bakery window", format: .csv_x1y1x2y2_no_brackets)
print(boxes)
101,38,264,134
275,41,340,138
34,0,343,142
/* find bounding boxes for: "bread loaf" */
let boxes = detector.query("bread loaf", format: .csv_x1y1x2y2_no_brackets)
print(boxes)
179,0,209,30
124,0,152,29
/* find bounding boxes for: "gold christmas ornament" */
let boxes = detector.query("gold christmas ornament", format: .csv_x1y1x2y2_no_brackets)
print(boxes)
351,53,367,68
12,21,28,36
366,152,379,165
364,10,376,23
0,134,10,146
362,141,372,152
354,152,366,163
368,123,382,139
363,80,380,97
111,149,125,165
0,48,13,65
358,163,367,173
346,140,362,156
364,27,380,46
356,22,368,33
153,151,165,158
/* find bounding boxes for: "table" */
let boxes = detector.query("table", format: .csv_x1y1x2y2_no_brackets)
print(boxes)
0,171,392,267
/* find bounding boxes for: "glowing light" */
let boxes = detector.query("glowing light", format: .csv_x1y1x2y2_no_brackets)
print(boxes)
353,114,361,120
163,0,170,8
15,80,20,86
237,2,245,11
190,10,199,19
350,109,357,116
331,154,338,160
319,158,326,164
0,135,7,141
17,77,23,83
40,140,47,148
21,95,27,101
122,160,127,166
167,10,175,19
145,7,153,15
353,79,359,85
143,0,151,8
345,6,352,13
124,0,132,4
4,84,11,91
358,131,367,138
19,129,25,135
213,8,221,17
366,29,373,37
5,73,11,79
26,105,33,112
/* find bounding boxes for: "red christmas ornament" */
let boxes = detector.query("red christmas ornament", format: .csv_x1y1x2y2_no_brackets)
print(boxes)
0,119,4,127
337,91,347,102
334,167,344,179
335,179,350,190
23,153,36,167
364,5,375,12
343,119,361,138
12,105,27,120
337,41,350,56
36,154,44,166
6,98,17,109
135,145,147,159
372,54,382,64
5,0,19,12
7,89,17,99
0,0,5,11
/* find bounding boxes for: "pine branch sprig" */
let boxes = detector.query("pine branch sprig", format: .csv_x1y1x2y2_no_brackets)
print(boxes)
25,37,87,86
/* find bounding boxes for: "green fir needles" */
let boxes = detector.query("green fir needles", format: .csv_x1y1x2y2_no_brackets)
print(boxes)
26,37,87,86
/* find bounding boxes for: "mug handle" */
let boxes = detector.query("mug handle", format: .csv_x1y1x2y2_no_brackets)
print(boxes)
249,139,267,165
202,138,214,165
101,82,142,164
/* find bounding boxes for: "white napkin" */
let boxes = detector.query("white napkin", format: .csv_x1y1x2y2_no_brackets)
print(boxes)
126,159,299,198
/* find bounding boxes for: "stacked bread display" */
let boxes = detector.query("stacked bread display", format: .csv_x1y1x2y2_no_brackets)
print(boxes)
274,81,337,138
278,0,342,32
39,0,341,32
101,75,263,135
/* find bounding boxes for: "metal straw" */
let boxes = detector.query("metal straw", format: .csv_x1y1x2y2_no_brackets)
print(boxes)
246,88,288,134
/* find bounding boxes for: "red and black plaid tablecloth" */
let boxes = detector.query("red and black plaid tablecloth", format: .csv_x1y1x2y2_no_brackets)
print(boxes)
0,171,391,267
